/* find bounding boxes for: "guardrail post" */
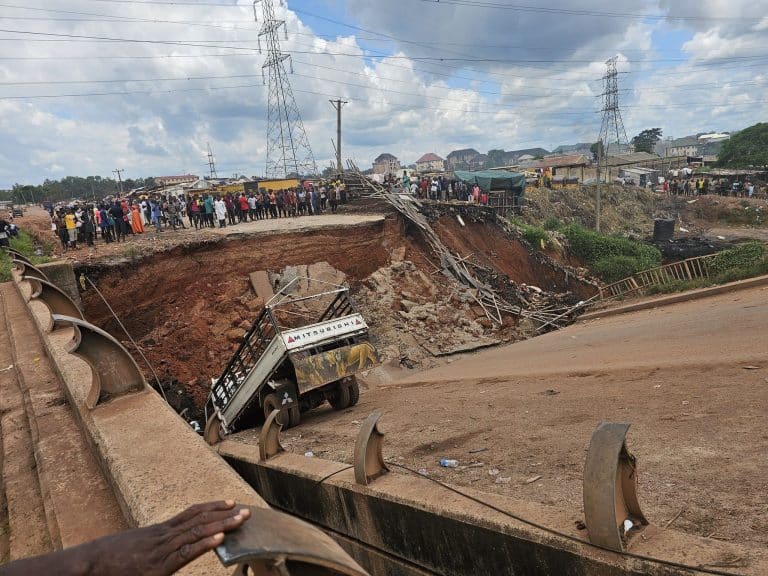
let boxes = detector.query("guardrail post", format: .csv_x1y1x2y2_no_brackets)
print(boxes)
258,409,285,461
583,422,648,551
15,260,48,282
354,410,388,485
25,277,83,329
51,314,148,409
215,506,369,575
4,248,33,265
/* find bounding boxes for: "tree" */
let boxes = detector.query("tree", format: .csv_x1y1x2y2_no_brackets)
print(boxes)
717,123,768,168
631,128,662,154
590,141,604,161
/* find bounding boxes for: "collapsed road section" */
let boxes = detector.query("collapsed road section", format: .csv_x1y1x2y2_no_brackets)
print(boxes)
79,202,596,423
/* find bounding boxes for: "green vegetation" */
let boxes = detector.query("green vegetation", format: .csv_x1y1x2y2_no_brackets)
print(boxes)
0,175,156,204
718,123,768,169
630,127,663,154
510,218,551,250
0,230,51,282
561,223,662,283
542,217,562,231
646,242,768,295
709,241,765,274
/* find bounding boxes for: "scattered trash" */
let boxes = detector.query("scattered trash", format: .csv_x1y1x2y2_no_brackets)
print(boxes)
417,468,429,476
495,476,511,484
488,468,500,476
682,400,690,406
350,420,360,426
686,199,698,204
623,519,634,534
304,451,314,458
742,365,761,370
525,475,542,484
469,447,488,454
189,420,201,433
653,384,662,389
679,227,689,233
439,458,459,468
716,235,726,240
0,364,13,373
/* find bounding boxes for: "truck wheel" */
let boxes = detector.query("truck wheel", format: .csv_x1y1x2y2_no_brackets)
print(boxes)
288,405,301,428
348,377,360,407
328,385,351,411
203,415,224,445
263,393,291,428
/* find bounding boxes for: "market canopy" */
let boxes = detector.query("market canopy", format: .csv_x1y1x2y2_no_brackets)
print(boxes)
454,170,526,193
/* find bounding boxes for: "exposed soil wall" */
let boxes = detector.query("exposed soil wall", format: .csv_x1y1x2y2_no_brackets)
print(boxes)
80,218,402,417
79,210,597,423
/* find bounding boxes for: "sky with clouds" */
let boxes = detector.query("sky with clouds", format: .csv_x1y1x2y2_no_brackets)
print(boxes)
0,0,767,188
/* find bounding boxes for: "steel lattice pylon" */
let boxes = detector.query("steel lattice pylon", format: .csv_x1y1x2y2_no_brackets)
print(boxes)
254,0,317,178
598,56,629,156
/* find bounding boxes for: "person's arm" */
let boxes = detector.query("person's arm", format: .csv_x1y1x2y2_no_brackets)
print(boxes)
0,500,250,576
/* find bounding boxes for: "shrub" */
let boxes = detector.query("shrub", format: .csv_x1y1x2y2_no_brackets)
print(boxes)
542,217,562,231
709,242,765,275
8,230,50,265
561,223,662,267
592,255,653,283
521,225,549,249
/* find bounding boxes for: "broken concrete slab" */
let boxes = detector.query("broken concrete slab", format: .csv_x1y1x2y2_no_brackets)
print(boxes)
249,270,274,301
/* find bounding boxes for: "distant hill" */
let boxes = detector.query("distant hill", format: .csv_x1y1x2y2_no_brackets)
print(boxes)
552,143,593,155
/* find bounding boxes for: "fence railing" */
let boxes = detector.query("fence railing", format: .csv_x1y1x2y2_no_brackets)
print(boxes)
599,253,717,300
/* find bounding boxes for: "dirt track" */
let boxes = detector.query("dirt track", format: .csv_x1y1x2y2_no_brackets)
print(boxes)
231,286,768,551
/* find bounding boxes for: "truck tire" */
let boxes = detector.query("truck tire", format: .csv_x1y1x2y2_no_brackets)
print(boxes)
328,385,351,411
348,377,360,407
263,393,292,428
288,405,301,428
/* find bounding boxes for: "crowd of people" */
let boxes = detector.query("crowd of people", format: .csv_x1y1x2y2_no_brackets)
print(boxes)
663,176,760,197
48,181,349,251
383,173,490,204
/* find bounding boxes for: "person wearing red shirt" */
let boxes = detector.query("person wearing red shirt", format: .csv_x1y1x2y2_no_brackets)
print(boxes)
239,194,249,222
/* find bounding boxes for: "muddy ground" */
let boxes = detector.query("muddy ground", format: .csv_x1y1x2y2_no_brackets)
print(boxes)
232,286,768,556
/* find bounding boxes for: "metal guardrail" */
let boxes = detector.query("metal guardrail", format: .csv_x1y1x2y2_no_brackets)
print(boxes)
599,253,717,300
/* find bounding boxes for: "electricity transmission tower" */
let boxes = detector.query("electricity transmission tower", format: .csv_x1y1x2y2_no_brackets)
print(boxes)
254,0,317,178
207,142,218,179
595,56,629,232
597,56,629,157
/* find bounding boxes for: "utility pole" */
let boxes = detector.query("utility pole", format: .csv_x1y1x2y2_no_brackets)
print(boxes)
329,99,347,175
113,169,124,196
595,139,602,233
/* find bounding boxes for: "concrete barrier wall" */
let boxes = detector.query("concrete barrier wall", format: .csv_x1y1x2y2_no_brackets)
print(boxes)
220,441,767,576
14,277,268,576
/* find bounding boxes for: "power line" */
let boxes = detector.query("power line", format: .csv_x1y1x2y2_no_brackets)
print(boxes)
3,26,768,66
416,0,757,22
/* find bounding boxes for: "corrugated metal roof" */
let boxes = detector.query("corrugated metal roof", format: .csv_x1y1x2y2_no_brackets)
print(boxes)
526,154,590,169
416,152,444,163
605,152,660,167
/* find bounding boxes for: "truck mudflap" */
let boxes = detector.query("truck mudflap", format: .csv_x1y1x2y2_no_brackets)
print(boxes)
291,341,380,394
